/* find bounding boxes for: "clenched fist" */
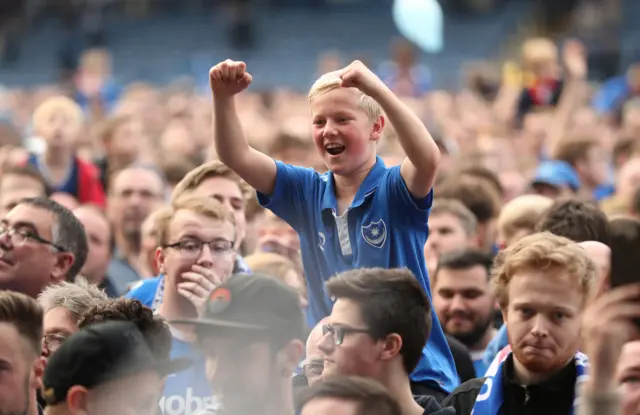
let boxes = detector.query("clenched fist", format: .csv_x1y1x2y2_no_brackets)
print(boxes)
338,60,387,97
209,59,253,98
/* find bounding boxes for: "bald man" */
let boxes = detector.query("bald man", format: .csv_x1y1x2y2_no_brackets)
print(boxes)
578,240,611,297
302,318,329,387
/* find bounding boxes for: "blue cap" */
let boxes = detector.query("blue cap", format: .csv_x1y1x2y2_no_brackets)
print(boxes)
532,160,581,191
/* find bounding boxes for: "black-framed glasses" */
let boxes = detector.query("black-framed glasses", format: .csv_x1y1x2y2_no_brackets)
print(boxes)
163,238,235,258
42,333,69,354
322,324,371,346
0,224,66,252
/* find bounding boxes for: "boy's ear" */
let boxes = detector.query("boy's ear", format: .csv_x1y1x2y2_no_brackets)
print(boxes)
370,115,385,142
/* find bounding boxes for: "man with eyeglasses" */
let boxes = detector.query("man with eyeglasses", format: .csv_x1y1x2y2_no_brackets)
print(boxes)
0,197,88,298
154,194,237,415
127,160,253,311
38,280,108,360
317,268,454,415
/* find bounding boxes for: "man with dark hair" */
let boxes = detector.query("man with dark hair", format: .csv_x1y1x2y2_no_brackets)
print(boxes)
433,250,496,377
0,290,45,415
317,267,454,414
436,178,501,251
0,197,88,298
297,375,402,415
78,298,172,362
0,164,49,216
535,197,611,245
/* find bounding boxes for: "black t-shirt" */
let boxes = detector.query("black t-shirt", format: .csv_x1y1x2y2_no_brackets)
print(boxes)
446,335,476,383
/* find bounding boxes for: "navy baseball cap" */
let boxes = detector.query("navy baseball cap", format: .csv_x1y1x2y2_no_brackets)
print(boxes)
170,273,306,341
43,321,192,405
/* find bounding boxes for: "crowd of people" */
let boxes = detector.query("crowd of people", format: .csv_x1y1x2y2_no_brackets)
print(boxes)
0,28,638,415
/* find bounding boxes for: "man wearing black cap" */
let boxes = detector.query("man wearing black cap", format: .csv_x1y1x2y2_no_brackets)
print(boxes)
42,321,191,415
172,273,306,415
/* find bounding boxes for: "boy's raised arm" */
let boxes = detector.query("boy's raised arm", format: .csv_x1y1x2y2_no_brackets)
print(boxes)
210,60,277,196
339,61,441,199
373,90,440,199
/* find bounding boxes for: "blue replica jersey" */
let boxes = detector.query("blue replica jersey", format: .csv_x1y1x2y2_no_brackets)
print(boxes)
159,336,218,415
257,156,459,392
126,276,162,308
28,153,79,197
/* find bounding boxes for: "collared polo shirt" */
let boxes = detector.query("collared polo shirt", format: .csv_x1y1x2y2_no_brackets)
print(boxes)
257,156,459,392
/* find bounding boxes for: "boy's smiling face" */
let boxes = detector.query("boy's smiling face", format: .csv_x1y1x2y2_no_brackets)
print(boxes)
310,87,383,176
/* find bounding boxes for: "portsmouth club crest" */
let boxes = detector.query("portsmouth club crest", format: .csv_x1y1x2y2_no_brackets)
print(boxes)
361,219,387,249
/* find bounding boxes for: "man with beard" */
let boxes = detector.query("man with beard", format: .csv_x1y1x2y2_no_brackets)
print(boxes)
171,273,306,415
443,232,597,415
0,290,46,415
107,165,165,295
433,250,496,376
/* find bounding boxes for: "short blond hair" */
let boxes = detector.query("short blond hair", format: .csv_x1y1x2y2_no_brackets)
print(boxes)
244,252,299,282
155,194,236,246
492,231,597,309
32,96,84,132
521,37,558,67
308,69,382,121
171,160,253,204
497,195,554,242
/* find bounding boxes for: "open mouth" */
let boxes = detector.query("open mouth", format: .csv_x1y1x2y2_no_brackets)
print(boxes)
325,143,346,156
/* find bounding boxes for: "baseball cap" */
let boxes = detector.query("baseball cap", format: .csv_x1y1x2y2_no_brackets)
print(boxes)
170,273,306,341
531,160,581,191
43,321,192,406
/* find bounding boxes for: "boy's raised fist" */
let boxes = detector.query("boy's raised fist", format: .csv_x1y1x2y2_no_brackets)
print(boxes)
209,60,253,97
338,60,386,97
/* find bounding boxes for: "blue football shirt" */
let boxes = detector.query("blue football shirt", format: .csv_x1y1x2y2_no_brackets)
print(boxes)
28,153,79,197
158,335,218,415
126,275,162,308
257,157,459,392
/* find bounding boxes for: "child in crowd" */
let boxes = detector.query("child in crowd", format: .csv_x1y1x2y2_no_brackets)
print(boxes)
211,59,458,397
26,96,105,207
516,37,565,120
